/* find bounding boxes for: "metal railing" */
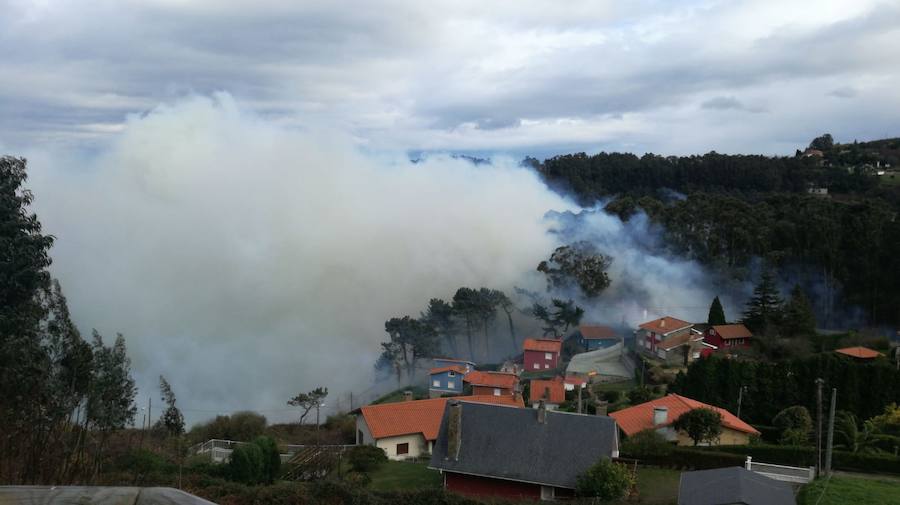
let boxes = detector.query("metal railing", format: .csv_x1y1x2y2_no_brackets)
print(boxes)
745,456,815,484
190,438,355,464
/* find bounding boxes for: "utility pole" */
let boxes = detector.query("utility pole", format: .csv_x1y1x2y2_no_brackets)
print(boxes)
736,386,747,419
577,384,583,414
825,388,837,477
815,378,825,478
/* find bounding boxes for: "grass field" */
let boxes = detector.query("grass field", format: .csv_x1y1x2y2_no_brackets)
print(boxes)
368,460,442,491
798,476,900,505
617,467,680,505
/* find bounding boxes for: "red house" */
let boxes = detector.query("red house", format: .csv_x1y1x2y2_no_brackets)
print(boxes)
430,401,619,501
704,324,753,349
463,371,519,397
523,338,562,371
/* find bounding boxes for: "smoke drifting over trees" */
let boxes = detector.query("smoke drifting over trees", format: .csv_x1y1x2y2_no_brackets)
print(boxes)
24,94,742,423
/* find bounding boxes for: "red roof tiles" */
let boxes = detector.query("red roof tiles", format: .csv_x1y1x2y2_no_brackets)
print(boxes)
579,325,618,339
523,338,563,353
835,346,883,359
429,365,467,375
638,317,692,334
610,394,759,437
359,395,523,441
463,371,519,389
530,377,566,404
712,324,753,340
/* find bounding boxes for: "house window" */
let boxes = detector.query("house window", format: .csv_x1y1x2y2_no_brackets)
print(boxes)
396,443,409,455
541,486,555,500
432,379,440,387
447,380,455,389
357,430,364,444
448,371,455,377
545,352,553,360
533,363,540,369
692,352,700,359
493,388,501,396
544,364,550,369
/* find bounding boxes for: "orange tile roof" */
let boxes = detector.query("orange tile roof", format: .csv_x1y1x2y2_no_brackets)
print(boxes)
359,395,523,441
835,346,883,359
610,394,759,437
523,338,562,353
712,324,753,340
579,325,618,339
429,365,467,375
530,377,566,404
659,331,702,351
564,375,587,387
638,317,692,334
463,370,519,389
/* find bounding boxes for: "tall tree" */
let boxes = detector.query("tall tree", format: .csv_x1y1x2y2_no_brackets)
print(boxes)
673,408,723,446
532,299,584,338
380,316,438,378
489,290,517,350
452,288,480,359
781,285,816,337
158,375,185,437
537,241,613,298
707,296,726,325
287,387,328,424
742,269,783,336
422,298,458,356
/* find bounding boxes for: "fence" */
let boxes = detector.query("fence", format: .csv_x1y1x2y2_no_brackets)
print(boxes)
745,456,815,484
189,438,355,464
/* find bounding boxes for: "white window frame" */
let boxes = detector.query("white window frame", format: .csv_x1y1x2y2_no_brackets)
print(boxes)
447,380,455,389
448,371,456,377
533,363,540,369
544,352,553,360
493,388,501,396
432,379,440,387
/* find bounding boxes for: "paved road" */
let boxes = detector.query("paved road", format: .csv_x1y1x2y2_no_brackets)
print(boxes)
0,487,217,505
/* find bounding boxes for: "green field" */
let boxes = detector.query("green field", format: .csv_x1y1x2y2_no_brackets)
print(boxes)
799,476,900,505
626,467,680,504
368,460,442,491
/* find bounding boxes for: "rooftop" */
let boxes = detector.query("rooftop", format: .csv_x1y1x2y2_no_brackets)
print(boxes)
834,346,883,359
610,394,759,437
463,370,519,389
523,338,563,353
530,377,566,404
429,365,468,375
579,324,618,339
639,316,693,335
678,467,795,505
712,324,753,340
358,395,524,441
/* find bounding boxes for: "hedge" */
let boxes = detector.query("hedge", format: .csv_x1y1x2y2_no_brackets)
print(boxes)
621,447,745,470
700,444,900,475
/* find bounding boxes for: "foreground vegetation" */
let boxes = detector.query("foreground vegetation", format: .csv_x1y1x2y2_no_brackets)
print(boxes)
798,476,900,505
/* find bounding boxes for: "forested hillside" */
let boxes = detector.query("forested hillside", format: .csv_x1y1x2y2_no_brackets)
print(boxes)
531,135,900,327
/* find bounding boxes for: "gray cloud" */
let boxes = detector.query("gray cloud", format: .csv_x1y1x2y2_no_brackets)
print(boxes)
828,86,858,98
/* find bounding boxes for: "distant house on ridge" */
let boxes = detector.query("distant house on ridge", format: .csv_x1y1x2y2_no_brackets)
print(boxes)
523,338,562,371
575,324,621,351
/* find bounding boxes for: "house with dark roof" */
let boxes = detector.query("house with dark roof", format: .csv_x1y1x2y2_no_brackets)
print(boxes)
678,467,795,505
636,317,706,365
430,401,619,501
611,394,759,446
523,338,563,371
575,324,621,351
355,395,524,460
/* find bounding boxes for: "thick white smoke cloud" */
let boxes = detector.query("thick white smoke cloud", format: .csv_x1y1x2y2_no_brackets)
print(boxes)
24,93,736,425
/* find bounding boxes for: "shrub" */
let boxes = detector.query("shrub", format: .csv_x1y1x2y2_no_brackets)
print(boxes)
252,436,281,484
621,429,673,459
227,443,264,485
773,406,812,446
603,390,622,403
347,445,388,473
628,386,654,404
576,459,634,500
189,411,268,443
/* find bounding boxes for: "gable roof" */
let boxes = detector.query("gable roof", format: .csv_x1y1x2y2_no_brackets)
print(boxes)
678,467,795,505
433,357,476,367
579,325,618,339
659,331,703,351
712,324,753,340
429,365,467,375
359,395,523,441
430,402,618,489
523,338,562,353
463,371,519,389
610,394,759,437
530,377,566,404
639,317,693,335
835,346,883,359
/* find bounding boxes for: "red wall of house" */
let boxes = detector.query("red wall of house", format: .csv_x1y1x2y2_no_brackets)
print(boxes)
524,349,558,371
445,472,542,500
471,385,512,396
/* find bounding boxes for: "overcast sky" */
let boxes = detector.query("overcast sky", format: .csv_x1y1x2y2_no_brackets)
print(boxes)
3,0,900,158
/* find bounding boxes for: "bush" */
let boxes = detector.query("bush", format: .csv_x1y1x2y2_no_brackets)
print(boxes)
603,390,622,403
628,386,654,404
621,429,673,459
773,406,812,445
347,445,388,473
575,459,634,500
227,443,264,485
253,436,281,484
189,411,268,443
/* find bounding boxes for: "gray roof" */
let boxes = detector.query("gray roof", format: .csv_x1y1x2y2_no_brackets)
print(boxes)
429,401,618,489
678,467,795,505
0,486,218,505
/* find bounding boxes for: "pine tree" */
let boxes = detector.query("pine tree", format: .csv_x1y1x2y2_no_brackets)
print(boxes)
707,296,726,325
158,375,185,437
742,270,783,336
781,285,816,337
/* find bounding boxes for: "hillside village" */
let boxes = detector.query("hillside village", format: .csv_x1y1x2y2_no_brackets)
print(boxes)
185,312,900,504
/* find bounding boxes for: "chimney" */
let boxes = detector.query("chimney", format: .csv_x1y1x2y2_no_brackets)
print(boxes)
447,401,462,461
595,400,609,416
660,318,666,329
403,390,413,402
537,399,547,424
653,406,668,426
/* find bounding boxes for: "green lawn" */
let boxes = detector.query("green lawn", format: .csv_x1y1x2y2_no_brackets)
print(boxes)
368,460,442,491
620,467,680,505
799,476,900,505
